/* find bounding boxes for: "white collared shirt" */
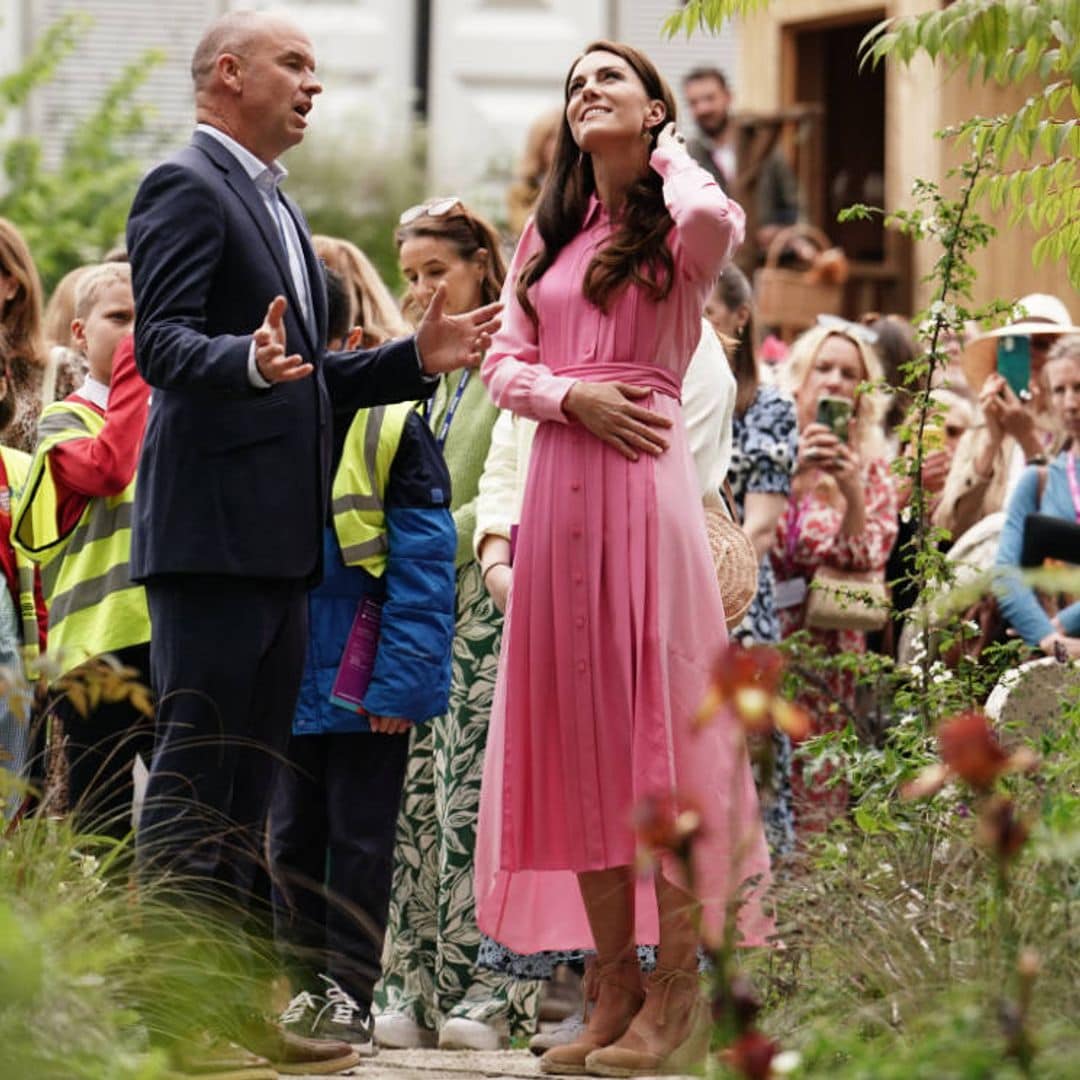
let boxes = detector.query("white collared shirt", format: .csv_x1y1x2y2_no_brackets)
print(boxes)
196,124,314,388
77,374,110,411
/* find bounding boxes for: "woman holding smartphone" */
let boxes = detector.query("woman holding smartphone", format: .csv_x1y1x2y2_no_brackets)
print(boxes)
995,335,1080,656
770,322,897,834
934,293,1078,541
474,40,772,1078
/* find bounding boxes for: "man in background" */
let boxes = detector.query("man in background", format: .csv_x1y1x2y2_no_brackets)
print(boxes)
682,66,804,261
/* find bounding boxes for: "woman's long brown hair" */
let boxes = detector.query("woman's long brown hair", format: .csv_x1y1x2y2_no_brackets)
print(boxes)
0,217,46,368
515,41,678,322
712,265,759,416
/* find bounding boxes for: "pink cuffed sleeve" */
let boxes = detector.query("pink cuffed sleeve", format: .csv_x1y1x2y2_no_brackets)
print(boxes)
650,145,746,282
481,220,577,423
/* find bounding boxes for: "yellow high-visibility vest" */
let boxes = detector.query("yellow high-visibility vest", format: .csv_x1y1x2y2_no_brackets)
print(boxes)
0,445,42,678
331,403,412,578
12,401,149,677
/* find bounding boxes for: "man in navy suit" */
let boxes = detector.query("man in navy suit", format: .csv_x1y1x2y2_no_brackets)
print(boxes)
126,11,496,927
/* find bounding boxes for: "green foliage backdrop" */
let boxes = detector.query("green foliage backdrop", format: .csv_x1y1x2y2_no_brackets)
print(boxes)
0,15,161,292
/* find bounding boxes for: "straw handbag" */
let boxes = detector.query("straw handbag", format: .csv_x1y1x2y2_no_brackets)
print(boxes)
704,483,759,631
804,568,889,632
754,224,845,336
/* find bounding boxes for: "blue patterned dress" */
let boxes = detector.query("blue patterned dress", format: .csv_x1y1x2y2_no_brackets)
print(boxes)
728,386,798,645
728,385,798,856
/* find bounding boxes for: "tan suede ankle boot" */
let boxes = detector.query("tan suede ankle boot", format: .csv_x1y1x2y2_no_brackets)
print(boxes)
539,957,644,1076
583,967,710,1077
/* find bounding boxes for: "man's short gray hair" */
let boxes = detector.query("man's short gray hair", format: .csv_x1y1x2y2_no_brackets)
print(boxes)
190,11,262,90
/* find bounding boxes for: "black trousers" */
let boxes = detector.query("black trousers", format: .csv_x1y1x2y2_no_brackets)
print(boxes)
137,575,307,914
270,728,410,1007
52,641,155,841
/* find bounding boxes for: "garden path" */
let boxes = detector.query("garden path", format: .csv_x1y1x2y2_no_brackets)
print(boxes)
342,1048,697,1078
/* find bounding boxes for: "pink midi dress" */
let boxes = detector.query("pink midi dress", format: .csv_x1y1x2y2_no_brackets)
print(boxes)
475,146,774,953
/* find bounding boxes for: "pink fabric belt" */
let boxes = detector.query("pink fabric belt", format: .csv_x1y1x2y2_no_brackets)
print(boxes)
556,363,682,405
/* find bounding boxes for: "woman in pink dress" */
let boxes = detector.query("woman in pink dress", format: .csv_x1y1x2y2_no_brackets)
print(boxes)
475,41,773,1077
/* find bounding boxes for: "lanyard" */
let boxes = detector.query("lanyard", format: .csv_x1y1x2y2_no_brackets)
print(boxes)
1067,453,1080,523
422,370,471,450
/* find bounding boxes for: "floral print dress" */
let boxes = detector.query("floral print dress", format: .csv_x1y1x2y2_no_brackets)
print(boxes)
770,456,898,832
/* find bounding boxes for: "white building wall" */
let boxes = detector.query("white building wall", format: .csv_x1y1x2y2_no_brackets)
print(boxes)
426,0,608,216
1,1,739,211
274,0,414,146
426,1,741,215
26,0,228,168
0,0,25,152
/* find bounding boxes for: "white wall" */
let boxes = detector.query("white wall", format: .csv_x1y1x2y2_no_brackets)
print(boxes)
2,1,739,212
276,0,414,146
25,0,228,168
426,0,741,215
426,0,608,220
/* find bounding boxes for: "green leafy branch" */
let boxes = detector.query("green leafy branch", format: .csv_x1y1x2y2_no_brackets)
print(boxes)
0,26,163,290
662,0,771,37
665,0,1080,285
0,13,86,118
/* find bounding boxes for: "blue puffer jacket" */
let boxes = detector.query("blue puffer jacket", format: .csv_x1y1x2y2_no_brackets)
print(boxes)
293,409,457,735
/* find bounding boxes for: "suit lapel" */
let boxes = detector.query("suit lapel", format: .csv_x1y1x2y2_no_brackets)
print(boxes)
191,132,319,354
281,193,326,348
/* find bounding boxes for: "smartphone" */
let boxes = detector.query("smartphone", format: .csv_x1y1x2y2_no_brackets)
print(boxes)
997,335,1032,398
816,396,853,443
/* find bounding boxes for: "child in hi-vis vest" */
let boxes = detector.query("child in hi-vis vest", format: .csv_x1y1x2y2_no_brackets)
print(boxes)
271,268,456,1051
13,262,153,838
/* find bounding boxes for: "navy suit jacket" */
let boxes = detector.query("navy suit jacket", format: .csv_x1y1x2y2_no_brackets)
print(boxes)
126,131,431,583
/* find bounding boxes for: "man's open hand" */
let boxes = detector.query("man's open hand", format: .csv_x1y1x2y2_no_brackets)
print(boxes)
254,296,313,383
415,283,502,374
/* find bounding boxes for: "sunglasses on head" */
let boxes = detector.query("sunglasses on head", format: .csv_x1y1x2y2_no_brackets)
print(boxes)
399,196,464,226
817,313,879,346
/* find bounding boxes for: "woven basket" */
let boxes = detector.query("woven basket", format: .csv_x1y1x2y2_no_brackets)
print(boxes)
754,223,844,335
704,484,759,631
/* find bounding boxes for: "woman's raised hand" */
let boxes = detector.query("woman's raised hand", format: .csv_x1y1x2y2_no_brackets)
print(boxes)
562,381,672,461
981,372,1046,459
655,122,689,155
796,422,842,473
798,420,864,503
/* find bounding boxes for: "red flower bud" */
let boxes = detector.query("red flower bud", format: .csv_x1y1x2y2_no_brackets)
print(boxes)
938,712,1009,791
720,1030,780,1080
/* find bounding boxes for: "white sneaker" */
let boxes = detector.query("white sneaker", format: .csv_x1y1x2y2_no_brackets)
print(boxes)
373,1010,437,1049
438,1016,508,1051
529,1010,586,1056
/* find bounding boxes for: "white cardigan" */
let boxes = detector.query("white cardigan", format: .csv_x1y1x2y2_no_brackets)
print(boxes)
474,320,736,556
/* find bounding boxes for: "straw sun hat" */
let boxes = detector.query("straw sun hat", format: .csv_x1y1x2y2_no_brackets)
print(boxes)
960,293,1080,390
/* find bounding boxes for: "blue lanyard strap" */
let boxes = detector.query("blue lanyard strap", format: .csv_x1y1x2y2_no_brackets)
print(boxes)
423,370,471,449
